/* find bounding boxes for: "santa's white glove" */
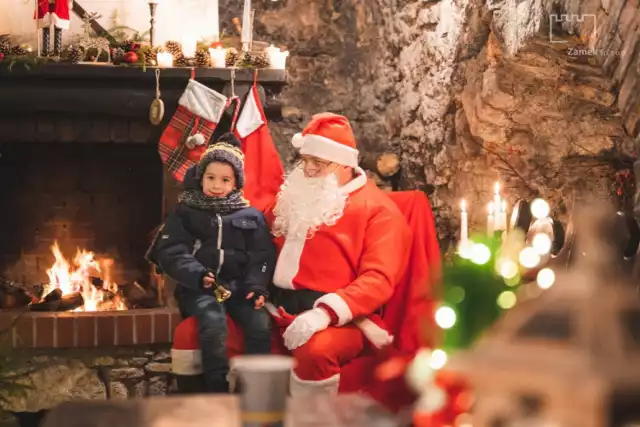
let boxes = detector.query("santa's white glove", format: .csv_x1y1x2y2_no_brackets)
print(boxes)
283,308,331,350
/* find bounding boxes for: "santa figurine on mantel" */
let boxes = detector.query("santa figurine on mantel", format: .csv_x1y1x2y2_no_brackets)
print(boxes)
35,0,73,57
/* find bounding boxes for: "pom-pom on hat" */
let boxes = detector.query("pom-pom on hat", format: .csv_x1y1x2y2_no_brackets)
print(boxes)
196,132,245,189
291,113,358,167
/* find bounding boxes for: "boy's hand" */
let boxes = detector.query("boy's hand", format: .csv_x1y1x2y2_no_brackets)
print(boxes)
246,292,265,309
202,272,216,288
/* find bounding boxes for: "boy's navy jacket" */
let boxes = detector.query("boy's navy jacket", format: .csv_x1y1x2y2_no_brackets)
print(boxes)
146,166,276,295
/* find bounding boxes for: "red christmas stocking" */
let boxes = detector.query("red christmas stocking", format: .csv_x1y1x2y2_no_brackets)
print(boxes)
158,78,240,182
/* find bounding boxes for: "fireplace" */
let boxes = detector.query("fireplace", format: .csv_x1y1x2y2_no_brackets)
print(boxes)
0,141,163,288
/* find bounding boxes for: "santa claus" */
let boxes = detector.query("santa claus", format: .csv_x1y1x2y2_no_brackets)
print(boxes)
35,0,73,56
265,113,412,395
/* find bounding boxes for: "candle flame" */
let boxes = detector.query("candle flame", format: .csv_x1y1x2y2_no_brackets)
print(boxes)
461,199,466,212
494,182,500,195
488,202,494,214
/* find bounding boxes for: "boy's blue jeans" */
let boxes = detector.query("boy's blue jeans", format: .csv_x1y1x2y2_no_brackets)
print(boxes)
178,288,272,392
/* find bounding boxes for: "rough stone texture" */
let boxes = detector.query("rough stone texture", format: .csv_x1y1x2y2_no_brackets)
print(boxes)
216,0,639,249
0,347,173,413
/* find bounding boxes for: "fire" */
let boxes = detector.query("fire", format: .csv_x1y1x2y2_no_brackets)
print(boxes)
44,241,125,311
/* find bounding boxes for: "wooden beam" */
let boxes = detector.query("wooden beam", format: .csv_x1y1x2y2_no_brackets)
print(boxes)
71,2,117,45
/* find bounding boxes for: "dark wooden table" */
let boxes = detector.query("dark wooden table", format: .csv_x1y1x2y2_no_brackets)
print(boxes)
41,394,400,427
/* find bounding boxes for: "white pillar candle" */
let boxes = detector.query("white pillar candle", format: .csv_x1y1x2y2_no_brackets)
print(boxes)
156,52,173,67
209,47,226,67
460,199,468,244
487,202,494,236
270,49,289,69
181,36,197,58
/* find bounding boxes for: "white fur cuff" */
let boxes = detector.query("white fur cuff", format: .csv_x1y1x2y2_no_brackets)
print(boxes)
355,318,394,349
314,293,353,326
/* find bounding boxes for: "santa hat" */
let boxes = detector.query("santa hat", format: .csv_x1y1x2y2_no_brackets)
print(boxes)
291,113,359,167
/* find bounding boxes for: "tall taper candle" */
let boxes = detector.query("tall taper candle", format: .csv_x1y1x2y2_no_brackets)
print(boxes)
241,0,252,51
212,0,219,41
487,202,494,236
460,199,468,245
498,200,508,232
493,182,501,231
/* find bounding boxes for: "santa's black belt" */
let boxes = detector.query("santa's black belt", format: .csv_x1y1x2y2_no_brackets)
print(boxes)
269,288,324,316
268,287,383,317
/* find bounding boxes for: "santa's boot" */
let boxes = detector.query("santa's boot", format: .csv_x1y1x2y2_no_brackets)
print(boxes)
53,27,62,57
290,371,339,396
41,28,50,56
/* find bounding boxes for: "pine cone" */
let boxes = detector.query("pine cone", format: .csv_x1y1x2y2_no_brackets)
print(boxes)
112,47,125,59
174,54,189,67
250,51,270,68
66,45,85,64
0,35,11,55
194,48,210,67
225,48,239,67
234,50,253,68
164,40,182,57
11,45,28,56
147,46,161,65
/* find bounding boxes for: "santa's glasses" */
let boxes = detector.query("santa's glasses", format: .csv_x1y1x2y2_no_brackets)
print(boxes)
294,157,334,174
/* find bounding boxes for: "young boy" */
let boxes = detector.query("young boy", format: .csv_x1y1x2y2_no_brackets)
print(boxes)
147,133,275,393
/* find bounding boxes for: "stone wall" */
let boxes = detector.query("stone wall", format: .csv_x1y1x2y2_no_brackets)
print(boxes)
0,346,173,416
242,0,640,250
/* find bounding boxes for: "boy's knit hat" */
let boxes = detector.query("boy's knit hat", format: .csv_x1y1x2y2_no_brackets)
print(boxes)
196,133,245,189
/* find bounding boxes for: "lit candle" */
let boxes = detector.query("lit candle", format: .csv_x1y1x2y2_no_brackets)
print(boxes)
460,199,468,244
498,200,508,232
156,52,173,67
181,36,197,58
211,0,219,42
493,182,501,231
269,48,289,70
208,46,226,67
487,202,494,236
241,0,252,51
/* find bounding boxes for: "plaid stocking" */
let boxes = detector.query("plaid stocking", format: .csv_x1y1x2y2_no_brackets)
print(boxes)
158,79,240,182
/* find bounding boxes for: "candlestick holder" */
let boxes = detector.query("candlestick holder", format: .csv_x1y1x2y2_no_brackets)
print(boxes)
148,0,160,47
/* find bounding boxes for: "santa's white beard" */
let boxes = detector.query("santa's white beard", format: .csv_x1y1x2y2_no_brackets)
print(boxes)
272,167,348,239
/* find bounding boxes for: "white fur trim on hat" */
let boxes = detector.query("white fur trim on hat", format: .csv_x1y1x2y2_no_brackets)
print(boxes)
291,132,304,149
294,133,359,167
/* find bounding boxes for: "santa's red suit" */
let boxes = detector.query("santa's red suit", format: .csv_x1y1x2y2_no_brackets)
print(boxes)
35,0,72,29
265,113,412,395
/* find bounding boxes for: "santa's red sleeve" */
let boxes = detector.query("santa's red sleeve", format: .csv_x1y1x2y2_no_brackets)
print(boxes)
314,197,412,325
234,84,284,215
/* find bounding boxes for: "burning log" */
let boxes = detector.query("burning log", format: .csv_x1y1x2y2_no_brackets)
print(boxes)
0,278,39,310
90,276,104,289
118,281,160,309
42,288,63,303
30,291,84,312
359,152,400,178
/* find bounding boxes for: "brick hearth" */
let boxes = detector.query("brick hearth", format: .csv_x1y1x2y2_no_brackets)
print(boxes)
0,308,181,349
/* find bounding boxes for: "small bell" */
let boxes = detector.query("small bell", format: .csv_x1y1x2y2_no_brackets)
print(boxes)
213,283,232,303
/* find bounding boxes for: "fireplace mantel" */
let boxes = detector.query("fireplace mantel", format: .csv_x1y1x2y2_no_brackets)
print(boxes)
0,63,288,144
